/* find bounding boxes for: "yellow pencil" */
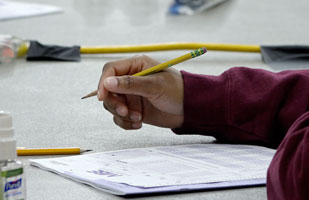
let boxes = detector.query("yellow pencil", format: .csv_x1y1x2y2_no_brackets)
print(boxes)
16,147,92,156
82,47,207,99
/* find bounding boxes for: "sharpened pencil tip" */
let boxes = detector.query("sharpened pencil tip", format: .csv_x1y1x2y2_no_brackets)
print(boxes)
81,94,92,100
81,90,98,100
80,149,93,154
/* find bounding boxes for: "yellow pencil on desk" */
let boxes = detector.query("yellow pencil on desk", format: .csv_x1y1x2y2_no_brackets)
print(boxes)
81,47,207,99
16,147,92,156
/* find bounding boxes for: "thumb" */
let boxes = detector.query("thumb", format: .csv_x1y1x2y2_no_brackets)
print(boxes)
104,75,158,97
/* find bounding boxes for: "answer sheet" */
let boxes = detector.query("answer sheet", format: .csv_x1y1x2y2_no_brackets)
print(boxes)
31,144,275,188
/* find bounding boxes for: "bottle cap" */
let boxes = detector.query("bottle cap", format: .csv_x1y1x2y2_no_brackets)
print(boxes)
0,111,16,160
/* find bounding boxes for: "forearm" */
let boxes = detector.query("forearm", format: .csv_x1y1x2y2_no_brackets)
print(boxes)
174,67,309,147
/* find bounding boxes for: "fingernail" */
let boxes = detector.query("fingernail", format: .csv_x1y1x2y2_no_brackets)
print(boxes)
104,77,118,89
130,113,141,122
116,106,127,117
132,123,142,129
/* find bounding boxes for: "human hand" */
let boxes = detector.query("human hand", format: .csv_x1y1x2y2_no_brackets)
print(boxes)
97,55,184,130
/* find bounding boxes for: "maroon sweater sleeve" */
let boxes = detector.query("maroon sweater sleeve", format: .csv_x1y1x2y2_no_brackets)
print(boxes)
173,67,309,200
174,67,309,148
267,112,309,199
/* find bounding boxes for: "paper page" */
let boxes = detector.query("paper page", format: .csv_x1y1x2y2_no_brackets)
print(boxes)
0,0,62,21
30,144,275,188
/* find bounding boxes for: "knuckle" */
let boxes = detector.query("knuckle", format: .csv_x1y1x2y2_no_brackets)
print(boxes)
102,62,112,72
138,54,157,64
132,54,148,65
132,54,143,59
131,55,141,67
132,54,146,60
137,54,151,63
138,54,148,60
141,54,151,61
120,75,134,89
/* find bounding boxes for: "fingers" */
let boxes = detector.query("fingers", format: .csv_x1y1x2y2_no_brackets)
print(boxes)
97,58,134,101
103,75,160,98
97,55,159,101
113,116,142,130
103,94,128,117
103,93,143,129
97,65,116,101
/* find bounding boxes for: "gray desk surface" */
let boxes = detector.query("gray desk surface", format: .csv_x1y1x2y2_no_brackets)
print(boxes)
1,0,308,199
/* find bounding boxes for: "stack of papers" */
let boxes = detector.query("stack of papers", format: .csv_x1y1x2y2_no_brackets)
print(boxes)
0,0,62,21
30,144,275,196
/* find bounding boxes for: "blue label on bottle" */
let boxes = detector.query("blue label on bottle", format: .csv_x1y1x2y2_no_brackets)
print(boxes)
4,178,22,192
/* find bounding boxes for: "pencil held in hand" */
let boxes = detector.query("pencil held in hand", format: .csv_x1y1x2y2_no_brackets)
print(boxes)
81,47,207,99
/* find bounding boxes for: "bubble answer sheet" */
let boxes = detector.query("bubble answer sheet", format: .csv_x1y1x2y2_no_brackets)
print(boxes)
30,144,276,196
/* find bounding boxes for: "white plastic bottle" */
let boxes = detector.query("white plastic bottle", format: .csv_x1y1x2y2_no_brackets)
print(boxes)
0,111,26,200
